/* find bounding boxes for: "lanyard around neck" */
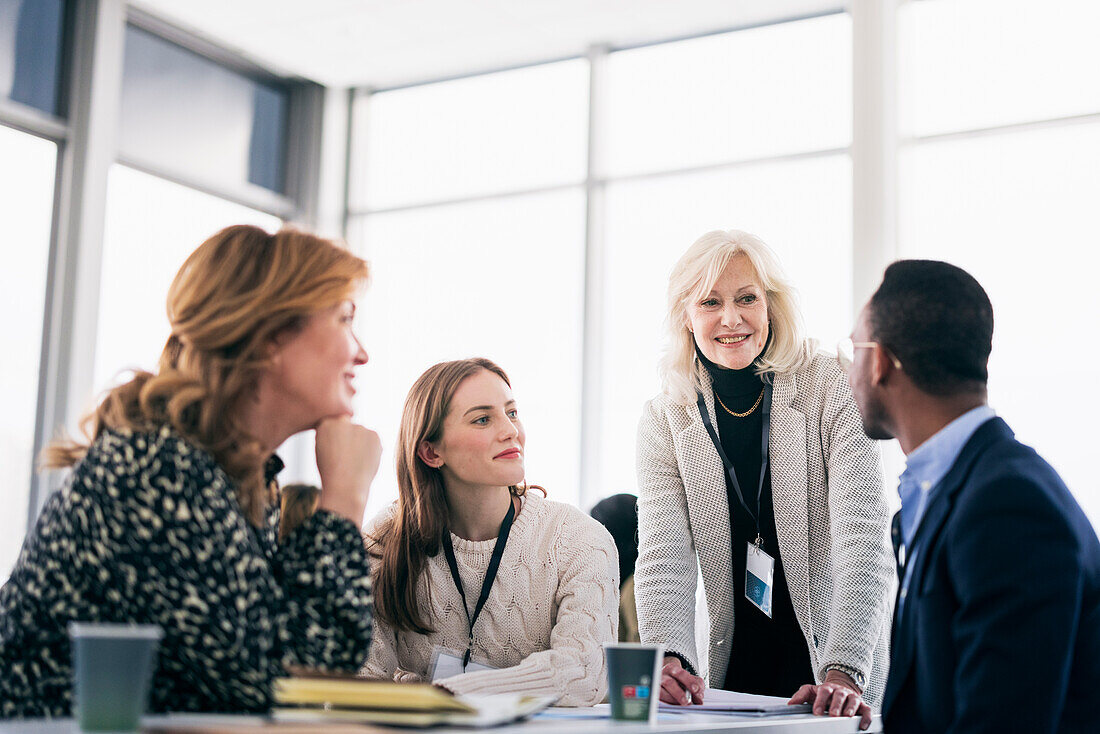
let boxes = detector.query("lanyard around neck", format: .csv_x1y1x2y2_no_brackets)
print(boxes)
696,384,772,538
440,498,516,669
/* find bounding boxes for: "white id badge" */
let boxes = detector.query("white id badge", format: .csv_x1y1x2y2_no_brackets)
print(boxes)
745,542,775,618
428,646,498,681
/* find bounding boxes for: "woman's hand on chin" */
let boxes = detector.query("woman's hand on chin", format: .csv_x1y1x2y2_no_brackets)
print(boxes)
315,416,382,527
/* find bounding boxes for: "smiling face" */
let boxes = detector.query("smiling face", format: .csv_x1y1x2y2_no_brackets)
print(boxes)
423,369,526,492
686,254,770,370
266,300,368,429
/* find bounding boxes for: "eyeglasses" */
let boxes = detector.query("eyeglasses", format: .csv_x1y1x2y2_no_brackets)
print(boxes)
836,337,903,371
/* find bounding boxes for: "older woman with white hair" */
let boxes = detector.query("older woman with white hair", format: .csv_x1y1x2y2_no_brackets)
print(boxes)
635,230,893,729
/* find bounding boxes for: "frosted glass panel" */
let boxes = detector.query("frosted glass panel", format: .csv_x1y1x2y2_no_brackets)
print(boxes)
602,13,851,177
0,126,56,575
356,60,588,209
601,154,852,496
95,166,281,397
901,0,1100,136
349,189,586,519
900,123,1100,526
119,25,289,193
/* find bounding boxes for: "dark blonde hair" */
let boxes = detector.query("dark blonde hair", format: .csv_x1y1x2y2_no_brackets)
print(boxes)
43,224,369,526
368,358,541,634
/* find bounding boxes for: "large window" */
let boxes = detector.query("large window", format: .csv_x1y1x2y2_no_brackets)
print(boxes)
597,13,852,498
0,126,57,574
4,7,304,562
94,166,281,396
352,14,853,512
1,0,67,574
349,60,589,515
357,60,588,209
899,0,1100,526
602,13,851,177
901,0,1100,136
600,155,852,494
94,22,298,404
350,190,587,516
9,0,1099,562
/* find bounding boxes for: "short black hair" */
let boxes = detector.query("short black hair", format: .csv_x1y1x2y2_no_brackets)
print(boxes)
868,259,993,396
589,493,638,586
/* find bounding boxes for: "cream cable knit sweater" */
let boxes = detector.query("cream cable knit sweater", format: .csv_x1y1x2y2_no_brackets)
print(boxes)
362,492,619,706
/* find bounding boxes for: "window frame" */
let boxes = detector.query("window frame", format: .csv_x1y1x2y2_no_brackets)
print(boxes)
1,0,324,532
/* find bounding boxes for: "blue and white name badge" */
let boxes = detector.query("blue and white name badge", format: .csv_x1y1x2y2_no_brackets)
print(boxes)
745,542,775,618
429,646,498,681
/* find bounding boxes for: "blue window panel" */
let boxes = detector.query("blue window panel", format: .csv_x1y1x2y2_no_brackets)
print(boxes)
119,25,289,195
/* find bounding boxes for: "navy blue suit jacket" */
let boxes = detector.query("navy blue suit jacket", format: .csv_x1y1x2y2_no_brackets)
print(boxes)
882,418,1100,733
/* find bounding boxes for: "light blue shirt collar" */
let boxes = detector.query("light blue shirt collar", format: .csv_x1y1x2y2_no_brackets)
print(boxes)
897,405,997,548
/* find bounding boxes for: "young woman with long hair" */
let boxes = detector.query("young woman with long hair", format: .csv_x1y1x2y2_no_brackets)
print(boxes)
0,225,381,717
363,358,617,706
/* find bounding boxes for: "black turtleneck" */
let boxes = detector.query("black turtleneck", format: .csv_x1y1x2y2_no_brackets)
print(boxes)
697,350,813,697
699,351,766,503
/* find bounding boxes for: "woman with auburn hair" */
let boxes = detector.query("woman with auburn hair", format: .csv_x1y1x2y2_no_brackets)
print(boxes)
635,230,892,730
363,358,617,706
0,225,380,717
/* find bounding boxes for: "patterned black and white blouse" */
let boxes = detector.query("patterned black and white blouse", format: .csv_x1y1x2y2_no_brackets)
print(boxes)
0,425,373,717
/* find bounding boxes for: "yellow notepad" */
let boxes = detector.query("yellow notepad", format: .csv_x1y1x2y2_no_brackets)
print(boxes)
273,675,557,728
273,678,473,713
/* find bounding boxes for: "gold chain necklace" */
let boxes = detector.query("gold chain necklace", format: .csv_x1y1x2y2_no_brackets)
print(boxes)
715,387,765,418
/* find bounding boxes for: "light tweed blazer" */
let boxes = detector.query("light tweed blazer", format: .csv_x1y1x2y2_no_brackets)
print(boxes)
634,351,894,705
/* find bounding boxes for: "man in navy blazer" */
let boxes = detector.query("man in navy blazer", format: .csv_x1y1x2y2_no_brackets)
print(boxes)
842,259,1100,733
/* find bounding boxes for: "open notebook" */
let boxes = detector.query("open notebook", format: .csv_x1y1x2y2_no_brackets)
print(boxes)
272,673,557,728
659,688,812,716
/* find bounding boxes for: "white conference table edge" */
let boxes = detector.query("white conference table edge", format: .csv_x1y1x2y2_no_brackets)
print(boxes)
0,711,882,734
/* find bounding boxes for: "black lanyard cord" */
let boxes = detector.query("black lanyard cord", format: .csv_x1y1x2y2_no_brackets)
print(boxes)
696,384,772,537
440,498,516,669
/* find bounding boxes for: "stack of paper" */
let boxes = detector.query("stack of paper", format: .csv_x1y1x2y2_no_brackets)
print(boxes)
659,688,811,717
272,675,557,728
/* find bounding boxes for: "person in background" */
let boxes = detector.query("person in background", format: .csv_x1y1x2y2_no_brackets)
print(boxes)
636,230,892,730
590,493,641,642
0,225,380,716
843,259,1100,733
362,358,617,706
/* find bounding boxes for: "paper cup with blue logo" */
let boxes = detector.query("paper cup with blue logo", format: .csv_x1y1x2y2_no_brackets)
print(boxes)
604,642,664,721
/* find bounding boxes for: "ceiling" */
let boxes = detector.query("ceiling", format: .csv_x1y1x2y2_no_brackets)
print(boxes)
131,0,844,89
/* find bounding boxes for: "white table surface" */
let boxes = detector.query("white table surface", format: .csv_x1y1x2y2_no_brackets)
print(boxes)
513,707,881,733
0,710,882,734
